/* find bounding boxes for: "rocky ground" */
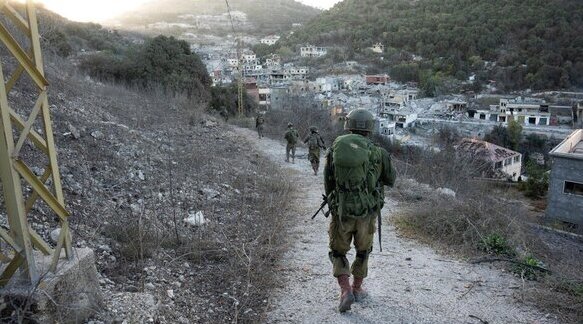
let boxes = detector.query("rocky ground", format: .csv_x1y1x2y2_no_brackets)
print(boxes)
1,55,292,323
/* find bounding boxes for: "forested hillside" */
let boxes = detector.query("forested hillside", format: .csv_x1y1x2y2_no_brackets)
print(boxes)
286,0,583,91
114,0,321,33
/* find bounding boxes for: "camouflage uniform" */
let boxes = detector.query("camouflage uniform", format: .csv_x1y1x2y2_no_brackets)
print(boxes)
284,125,299,162
324,136,395,278
304,130,326,175
256,115,265,138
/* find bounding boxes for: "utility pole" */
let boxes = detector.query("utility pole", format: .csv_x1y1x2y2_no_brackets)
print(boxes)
0,0,72,286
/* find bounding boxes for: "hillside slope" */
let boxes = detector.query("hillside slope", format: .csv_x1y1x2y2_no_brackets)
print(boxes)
286,0,583,91
112,0,321,33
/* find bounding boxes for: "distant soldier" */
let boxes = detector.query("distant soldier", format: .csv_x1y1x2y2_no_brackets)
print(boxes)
303,126,326,175
284,122,299,163
220,106,229,122
255,112,265,138
324,109,396,312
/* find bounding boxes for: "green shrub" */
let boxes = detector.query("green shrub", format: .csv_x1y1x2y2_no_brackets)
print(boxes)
512,255,545,280
479,233,514,256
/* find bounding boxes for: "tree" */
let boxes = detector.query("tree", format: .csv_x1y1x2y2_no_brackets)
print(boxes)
507,120,523,151
520,161,549,199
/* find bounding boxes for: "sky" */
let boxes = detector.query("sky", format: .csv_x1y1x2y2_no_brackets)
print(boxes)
30,0,342,23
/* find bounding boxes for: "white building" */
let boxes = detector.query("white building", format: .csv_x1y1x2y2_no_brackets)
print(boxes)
260,35,280,46
258,87,271,108
371,43,384,54
300,45,327,58
457,138,522,181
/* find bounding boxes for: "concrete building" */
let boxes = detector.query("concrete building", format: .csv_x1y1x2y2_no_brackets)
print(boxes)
547,129,583,226
300,45,327,58
498,97,551,125
365,74,390,86
258,87,271,109
260,35,280,45
383,109,418,128
457,138,522,181
316,77,341,92
375,117,396,138
371,43,384,53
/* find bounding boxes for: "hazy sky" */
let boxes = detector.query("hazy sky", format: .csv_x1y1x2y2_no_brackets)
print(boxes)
31,0,342,22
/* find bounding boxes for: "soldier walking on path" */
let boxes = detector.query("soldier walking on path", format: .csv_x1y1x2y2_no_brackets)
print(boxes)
255,112,265,139
323,109,396,313
284,122,299,163
304,126,326,175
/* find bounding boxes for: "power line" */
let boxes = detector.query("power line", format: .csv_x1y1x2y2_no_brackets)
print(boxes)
225,0,245,115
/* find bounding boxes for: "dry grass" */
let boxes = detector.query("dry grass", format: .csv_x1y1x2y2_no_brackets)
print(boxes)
385,142,583,322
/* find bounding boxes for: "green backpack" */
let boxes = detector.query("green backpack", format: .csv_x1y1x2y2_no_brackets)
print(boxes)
307,134,320,149
285,129,298,144
331,134,383,219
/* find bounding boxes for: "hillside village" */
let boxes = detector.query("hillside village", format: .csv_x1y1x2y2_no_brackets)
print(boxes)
1,0,583,323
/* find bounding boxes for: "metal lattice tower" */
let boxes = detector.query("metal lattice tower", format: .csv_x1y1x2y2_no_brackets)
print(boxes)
0,0,71,286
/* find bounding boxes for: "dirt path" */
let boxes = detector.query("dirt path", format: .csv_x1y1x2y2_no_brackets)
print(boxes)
235,127,557,324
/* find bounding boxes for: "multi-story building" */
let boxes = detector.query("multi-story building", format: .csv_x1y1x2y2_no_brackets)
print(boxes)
365,74,390,86
300,45,327,58
547,129,583,226
260,35,280,46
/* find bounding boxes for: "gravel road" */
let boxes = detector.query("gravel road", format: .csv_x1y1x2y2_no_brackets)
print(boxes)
236,127,557,324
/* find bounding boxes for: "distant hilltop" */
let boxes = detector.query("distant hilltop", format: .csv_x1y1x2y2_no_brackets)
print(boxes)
109,0,321,34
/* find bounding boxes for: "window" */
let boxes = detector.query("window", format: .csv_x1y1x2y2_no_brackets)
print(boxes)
513,155,520,163
504,158,512,166
495,161,503,169
564,181,583,196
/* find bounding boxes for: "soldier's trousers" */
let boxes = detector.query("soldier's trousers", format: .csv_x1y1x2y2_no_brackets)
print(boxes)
308,148,321,173
328,213,376,278
286,143,296,161
257,125,264,138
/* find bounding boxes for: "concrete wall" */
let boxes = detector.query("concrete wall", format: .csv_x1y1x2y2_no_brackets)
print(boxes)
546,156,583,225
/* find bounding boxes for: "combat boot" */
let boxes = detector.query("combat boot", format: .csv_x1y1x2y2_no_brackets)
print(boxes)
352,277,368,302
337,274,355,312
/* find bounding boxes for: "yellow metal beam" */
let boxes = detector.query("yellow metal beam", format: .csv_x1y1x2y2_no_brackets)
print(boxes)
13,160,70,221
0,227,23,253
2,3,30,34
25,166,52,213
6,64,25,93
10,109,49,154
0,21,48,89
0,254,23,287
12,92,45,158
0,60,38,283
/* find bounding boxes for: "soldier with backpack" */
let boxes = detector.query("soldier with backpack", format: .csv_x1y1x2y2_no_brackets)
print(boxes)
304,126,326,175
255,112,265,138
284,122,299,163
323,108,396,312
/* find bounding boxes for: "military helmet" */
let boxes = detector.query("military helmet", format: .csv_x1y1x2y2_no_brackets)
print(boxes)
344,109,375,132
310,126,318,133
287,122,293,127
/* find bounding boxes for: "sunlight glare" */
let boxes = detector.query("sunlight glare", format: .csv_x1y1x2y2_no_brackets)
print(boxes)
28,0,151,22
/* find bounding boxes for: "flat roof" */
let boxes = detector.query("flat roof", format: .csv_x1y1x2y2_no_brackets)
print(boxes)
549,129,583,160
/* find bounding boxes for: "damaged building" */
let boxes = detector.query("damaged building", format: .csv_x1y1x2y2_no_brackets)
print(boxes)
456,138,522,181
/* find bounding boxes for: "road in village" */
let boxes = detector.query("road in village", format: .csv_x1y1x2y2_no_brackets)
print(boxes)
234,126,557,324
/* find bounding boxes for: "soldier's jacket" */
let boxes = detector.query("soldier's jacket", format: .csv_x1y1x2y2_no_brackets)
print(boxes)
284,128,299,145
256,116,265,127
324,134,396,217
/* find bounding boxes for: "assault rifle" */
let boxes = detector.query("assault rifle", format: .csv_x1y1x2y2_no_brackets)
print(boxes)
311,194,331,219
